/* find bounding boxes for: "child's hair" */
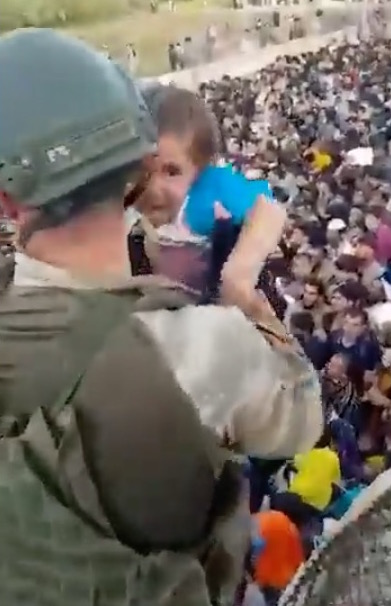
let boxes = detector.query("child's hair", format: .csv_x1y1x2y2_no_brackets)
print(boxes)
157,87,221,167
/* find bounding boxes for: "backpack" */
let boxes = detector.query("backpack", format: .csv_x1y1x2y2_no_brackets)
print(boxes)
0,290,247,606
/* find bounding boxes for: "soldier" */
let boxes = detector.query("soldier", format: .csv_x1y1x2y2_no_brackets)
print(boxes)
174,40,185,69
0,28,322,606
205,24,217,62
168,41,177,70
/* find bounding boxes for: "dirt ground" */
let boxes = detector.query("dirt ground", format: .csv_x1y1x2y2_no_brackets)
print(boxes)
63,1,350,76
64,3,254,76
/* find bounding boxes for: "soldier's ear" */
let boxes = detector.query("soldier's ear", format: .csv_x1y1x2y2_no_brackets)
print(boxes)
0,191,19,220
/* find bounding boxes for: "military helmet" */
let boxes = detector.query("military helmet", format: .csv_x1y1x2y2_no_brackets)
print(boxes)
0,28,157,208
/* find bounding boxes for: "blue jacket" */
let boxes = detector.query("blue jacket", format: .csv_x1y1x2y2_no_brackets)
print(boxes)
186,165,274,236
311,330,382,373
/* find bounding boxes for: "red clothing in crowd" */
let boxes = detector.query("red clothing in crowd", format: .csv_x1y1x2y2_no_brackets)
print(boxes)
375,223,391,265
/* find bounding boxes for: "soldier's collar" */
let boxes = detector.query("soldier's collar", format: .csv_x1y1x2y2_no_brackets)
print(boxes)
13,251,190,295
13,252,95,290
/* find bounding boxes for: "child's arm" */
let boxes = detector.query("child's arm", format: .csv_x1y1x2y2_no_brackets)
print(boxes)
221,195,286,297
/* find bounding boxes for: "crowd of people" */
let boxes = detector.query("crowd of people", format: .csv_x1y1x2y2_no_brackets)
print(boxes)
138,31,391,603
1,21,391,606
191,33,391,603
166,14,305,73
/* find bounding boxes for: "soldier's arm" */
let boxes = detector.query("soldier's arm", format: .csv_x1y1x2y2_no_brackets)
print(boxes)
135,305,323,460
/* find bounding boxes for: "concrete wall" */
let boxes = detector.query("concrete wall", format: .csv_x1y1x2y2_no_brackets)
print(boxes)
147,26,356,90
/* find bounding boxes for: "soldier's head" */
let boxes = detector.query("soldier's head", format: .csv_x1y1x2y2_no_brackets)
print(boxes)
0,29,156,280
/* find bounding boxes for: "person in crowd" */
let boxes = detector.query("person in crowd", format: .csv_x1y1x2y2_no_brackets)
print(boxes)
286,277,328,331
167,42,177,71
174,40,184,69
183,36,195,68
374,200,391,265
321,353,362,431
326,218,347,262
126,42,138,74
312,308,382,374
285,220,311,255
284,252,317,300
205,24,217,62
328,416,366,483
289,311,319,363
354,233,385,298
329,282,369,332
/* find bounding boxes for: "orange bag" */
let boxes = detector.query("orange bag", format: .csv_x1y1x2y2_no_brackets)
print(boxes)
253,511,304,590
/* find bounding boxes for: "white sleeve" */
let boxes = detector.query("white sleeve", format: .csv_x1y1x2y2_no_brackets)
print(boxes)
135,305,323,458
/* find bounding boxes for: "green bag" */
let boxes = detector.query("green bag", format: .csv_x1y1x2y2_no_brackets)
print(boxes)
0,290,245,606
0,433,212,606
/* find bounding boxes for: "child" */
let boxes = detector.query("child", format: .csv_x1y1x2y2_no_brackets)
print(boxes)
155,87,278,233
129,87,285,296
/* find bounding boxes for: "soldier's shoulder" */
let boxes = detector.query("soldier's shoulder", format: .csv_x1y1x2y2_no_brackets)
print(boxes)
0,284,84,325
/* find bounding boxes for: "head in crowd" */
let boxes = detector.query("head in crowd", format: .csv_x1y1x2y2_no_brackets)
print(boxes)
302,277,324,310
342,307,368,343
290,311,315,342
325,353,350,383
330,282,368,313
292,253,315,281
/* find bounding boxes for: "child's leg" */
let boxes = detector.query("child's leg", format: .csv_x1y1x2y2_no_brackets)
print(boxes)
270,491,320,527
248,458,286,513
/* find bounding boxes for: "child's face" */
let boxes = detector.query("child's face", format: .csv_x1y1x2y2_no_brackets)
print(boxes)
154,133,200,216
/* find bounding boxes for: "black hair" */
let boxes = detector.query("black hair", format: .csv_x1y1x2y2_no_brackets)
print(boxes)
290,311,315,334
344,306,368,325
304,276,325,297
338,281,369,306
